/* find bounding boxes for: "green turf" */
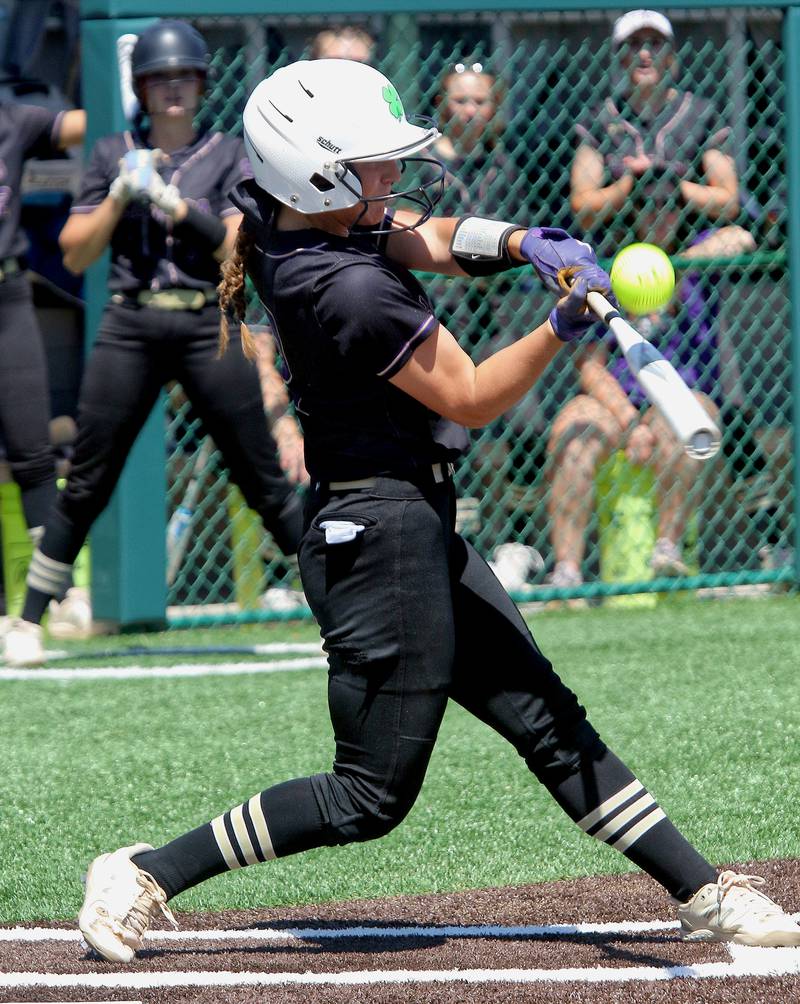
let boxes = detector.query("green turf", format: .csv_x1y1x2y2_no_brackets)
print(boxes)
1,596,799,922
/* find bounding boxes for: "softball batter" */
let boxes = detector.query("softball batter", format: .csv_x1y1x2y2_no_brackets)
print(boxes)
77,58,800,959
3,21,302,667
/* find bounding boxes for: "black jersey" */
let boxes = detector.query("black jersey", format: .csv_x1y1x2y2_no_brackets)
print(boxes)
233,180,468,482
71,129,250,293
0,102,63,259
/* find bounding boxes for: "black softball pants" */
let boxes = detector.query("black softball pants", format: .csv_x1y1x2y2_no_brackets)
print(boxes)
263,473,604,854
140,469,715,903
38,299,301,573
0,275,57,530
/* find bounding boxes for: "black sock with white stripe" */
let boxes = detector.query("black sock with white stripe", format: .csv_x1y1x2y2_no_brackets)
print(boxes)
547,745,717,902
131,777,323,899
22,548,73,623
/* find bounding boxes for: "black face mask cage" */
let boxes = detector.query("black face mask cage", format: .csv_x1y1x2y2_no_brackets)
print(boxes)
338,155,446,236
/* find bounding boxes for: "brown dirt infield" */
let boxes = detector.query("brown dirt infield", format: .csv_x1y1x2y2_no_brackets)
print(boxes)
1,858,798,1004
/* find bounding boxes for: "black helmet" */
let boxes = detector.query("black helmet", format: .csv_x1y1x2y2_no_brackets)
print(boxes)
131,19,209,89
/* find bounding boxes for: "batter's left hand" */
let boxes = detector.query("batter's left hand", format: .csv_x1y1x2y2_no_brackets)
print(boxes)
519,227,597,294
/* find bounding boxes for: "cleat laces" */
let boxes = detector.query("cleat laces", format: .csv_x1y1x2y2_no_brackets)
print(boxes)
124,872,178,941
715,870,780,921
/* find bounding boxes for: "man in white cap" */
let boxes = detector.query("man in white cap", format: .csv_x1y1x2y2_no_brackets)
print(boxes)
545,9,760,595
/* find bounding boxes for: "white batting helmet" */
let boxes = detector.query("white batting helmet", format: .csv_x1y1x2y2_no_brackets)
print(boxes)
243,59,442,215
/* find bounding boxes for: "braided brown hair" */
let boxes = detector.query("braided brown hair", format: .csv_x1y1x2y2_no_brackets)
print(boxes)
218,225,257,360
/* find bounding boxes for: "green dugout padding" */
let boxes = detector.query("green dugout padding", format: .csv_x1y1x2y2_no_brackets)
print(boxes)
81,14,166,629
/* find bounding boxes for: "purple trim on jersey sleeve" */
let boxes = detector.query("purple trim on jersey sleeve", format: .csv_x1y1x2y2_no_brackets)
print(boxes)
70,204,100,213
376,313,436,378
50,110,65,148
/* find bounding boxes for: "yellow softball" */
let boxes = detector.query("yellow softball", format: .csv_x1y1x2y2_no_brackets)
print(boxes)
610,243,675,316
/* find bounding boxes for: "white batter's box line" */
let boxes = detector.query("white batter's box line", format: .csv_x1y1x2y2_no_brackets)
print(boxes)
0,919,683,943
4,952,800,991
5,915,799,945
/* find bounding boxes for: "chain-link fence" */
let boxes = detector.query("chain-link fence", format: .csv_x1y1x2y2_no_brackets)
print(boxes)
160,7,793,624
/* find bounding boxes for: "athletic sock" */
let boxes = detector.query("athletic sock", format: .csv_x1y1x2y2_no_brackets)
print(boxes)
132,776,324,899
22,547,73,622
21,586,52,625
547,746,717,902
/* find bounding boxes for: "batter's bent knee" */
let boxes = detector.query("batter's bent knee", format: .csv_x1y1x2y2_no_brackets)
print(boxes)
325,794,415,845
523,715,605,786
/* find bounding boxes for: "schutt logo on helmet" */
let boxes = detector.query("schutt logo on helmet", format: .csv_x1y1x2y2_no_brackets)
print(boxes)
317,136,342,155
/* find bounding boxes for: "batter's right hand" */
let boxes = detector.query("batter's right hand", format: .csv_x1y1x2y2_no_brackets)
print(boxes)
548,264,612,342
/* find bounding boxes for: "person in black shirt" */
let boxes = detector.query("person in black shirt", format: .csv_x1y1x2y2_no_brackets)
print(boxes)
3,20,302,666
0,99,84,572
76,57,800,962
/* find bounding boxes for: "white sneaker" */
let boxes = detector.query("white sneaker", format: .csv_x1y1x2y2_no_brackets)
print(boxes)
3,618,44,667
678,870,800,947
78,843,178,963
48,586,93,640
650,537,690,577
260,586,307,612
489,543,544,592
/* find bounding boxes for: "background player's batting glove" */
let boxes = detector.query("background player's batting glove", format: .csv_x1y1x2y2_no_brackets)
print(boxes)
549,264,613,342
125,148,182,217
519,227,597,293
108,150,143,206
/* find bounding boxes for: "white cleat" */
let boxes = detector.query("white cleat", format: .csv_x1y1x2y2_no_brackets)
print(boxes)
49,586,93,639
3,618,44,667
78,843,177,963
678,870,800,947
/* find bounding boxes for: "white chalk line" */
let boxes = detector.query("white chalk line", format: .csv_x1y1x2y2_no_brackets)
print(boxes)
4,953,800,990
2,921,800,989
0,657,328,681
0,919,681,943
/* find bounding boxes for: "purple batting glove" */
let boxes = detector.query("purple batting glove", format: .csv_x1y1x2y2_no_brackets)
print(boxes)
519,226,598,293
548,263,614,342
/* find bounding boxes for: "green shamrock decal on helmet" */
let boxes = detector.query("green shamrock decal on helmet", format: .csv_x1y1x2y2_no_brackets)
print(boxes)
382,84,404,121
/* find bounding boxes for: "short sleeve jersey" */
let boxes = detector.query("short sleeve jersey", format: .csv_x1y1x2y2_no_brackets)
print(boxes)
234,181,468,481
575,89,731,185
576,90,728,401
71,130,251,292
0,102,63,258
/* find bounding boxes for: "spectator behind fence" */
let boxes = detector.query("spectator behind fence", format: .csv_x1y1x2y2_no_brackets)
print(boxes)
432,62,544,591
0,96,83,560
310,25,374,63
2,19,304,668
545,8,756,594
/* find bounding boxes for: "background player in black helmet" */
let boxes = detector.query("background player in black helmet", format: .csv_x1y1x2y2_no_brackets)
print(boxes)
76,58,800,962
0,93,84,613
3,20,302,667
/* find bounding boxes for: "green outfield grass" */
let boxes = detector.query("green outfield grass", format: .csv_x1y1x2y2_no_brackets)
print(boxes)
1,595,798,923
